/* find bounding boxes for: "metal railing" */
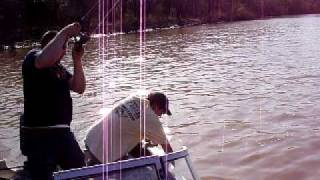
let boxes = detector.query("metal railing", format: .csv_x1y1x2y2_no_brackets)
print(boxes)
53,147,198,180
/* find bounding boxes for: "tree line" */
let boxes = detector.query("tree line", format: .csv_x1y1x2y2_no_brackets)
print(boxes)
1,0,320,47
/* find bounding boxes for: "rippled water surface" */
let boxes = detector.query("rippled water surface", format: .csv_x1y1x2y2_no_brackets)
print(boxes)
1,15,320,179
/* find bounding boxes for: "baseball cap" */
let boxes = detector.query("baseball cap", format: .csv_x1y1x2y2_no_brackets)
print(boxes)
147,92,172,116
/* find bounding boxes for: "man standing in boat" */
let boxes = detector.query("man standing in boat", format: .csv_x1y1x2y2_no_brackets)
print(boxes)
85,91,174,164
20,23,86,179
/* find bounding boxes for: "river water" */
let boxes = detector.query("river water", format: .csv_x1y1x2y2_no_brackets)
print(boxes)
1,15,320,179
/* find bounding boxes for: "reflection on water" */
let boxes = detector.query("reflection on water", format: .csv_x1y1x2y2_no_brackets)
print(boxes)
2,15,320,179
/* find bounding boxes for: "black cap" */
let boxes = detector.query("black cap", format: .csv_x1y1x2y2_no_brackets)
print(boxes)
147,92,172,116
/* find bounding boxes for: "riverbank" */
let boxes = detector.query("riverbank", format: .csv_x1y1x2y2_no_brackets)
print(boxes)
2,13,319,52
2,0,320,48
0,17,203,51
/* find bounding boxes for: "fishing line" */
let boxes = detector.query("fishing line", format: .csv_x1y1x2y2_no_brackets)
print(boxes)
99,1,109,179
138,0,147,158
91,0,121,35
77,0,120,36
80,1,99,23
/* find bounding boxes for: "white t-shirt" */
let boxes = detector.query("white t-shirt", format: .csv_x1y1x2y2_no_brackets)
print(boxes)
85,94,167,163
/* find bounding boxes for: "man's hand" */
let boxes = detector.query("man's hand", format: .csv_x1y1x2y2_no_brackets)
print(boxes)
62,23,81,39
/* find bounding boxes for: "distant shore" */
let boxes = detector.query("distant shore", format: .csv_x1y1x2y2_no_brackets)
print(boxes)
2,0,320,49
0,13,319,52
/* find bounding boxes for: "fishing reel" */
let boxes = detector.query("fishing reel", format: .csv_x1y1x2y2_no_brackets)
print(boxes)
74,32,90,45
73,32,90,52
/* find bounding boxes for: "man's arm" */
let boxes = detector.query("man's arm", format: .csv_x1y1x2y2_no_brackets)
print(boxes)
35,23,81,69
69,45,86,94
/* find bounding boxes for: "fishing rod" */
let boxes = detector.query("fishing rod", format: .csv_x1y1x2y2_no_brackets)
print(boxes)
73,1,99,48
93,0,121,34
80,1,100,24
74,0,122,47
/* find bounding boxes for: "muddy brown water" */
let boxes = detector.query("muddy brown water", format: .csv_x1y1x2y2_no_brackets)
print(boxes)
1,15,320,179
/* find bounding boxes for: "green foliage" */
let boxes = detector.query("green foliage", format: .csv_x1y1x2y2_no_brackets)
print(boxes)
1,0,320,45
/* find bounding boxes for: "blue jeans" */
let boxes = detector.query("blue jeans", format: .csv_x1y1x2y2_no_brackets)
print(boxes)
20,126,85,180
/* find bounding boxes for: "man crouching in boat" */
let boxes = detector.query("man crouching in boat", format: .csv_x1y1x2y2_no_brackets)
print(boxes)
85,91,173,165
19,23,86,179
